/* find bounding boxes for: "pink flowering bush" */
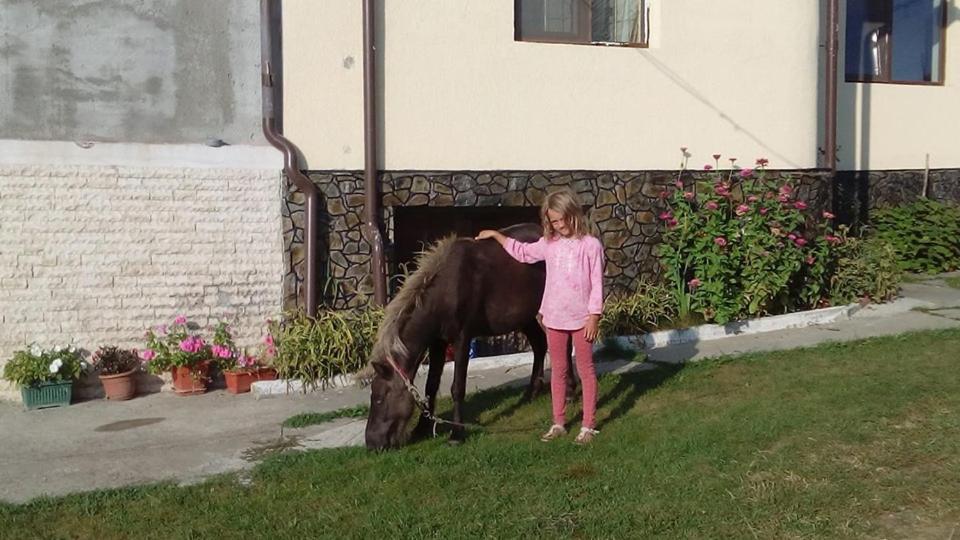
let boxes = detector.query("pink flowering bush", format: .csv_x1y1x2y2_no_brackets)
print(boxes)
210,322,263,373
141,316,212,375
658,151,876,324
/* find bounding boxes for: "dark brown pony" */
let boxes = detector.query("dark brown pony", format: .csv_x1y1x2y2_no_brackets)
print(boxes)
365,223,566,449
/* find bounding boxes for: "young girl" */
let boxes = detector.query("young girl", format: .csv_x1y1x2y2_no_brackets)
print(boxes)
476,188,604,445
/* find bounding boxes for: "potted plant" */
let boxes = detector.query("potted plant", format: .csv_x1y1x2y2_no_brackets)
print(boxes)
141,315,212,396
2,344,87,410
90,346,140,400
212,322,277,394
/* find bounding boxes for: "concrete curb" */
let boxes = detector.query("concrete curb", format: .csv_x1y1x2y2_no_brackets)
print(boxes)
253,302,863,398
626,302,862,350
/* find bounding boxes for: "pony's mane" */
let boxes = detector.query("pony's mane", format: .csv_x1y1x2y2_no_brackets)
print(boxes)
359,234,459,381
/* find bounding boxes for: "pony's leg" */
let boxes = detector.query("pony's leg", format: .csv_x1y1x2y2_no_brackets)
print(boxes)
521,323,547,401
412,340,446,439
448,335,471,445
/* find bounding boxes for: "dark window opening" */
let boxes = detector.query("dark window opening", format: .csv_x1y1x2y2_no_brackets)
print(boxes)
845,0,946,84
392,206,541,273
515,0,649,47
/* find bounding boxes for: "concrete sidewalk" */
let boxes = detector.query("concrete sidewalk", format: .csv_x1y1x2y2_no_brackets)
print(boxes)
2,277,959,504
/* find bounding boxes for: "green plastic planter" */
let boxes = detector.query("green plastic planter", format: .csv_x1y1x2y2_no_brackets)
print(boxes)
20,380,73,410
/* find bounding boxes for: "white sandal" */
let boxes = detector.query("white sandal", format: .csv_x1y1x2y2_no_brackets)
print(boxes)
574,427,599,445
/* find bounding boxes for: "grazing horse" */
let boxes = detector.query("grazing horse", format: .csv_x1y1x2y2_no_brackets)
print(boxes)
364,223,571,450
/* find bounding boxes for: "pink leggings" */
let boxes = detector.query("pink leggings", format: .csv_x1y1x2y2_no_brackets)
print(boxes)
546,327,598,429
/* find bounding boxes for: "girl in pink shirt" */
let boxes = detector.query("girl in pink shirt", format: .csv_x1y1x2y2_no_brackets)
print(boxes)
476,188,604,445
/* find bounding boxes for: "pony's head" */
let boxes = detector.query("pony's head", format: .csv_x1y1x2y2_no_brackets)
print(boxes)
364,344,416,450
363,235,456,450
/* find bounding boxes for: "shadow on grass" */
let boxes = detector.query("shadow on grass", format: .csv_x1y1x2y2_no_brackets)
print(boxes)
427,358,686,438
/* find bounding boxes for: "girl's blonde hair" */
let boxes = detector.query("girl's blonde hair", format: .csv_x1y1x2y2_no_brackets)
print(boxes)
540,187,592,239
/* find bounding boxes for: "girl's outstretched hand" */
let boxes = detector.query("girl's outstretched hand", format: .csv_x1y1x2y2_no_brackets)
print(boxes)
475,230,503,242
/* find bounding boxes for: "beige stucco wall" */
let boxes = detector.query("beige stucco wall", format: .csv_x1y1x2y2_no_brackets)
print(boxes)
284,0,822,172
837,3,960,171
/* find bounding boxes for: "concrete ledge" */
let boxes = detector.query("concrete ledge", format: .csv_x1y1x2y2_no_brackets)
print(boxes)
625,302,862,350
252,302,867,397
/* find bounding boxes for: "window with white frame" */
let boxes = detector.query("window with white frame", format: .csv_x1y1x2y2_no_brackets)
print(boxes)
515,0,650,47
845,0,946,84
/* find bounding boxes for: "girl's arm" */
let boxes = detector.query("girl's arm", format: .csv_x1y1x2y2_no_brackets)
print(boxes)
587,238,604,316
475,230,547,263
584,238,605,342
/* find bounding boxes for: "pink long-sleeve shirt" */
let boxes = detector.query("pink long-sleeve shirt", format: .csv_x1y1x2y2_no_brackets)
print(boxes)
503,235,605,331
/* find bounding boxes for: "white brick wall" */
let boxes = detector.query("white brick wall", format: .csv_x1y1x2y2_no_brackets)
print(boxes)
0,164,284,400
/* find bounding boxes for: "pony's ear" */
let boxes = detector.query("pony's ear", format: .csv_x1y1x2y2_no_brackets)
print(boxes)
371,361,392,379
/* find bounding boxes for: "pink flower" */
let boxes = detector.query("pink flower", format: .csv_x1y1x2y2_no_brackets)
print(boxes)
712,153,722,160
788,233,797,240
674,181,684,189
688,278,701,289
703,164,714,171
683,192,695,200
212,345,233,359
735,204,750,216
264,334,275,346
759,207,769,215
174,315,187,325
155,324,168,335
778,185,793,195
140,349,156,362
794,201,808,210
705,201,719,210
179,336,205,353
739,168,754,178
778,194,790,203
659,190,670,199
794,237,808,247
659,212,673,221
825,235,843,245
667,218,678,228
822,211,835,219
756,158,769,167
806,255,815,265
747,195,759,203
714,237,728,247
729,157,738,164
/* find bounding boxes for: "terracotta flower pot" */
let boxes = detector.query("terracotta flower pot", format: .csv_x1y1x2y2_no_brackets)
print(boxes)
99,368,138,401
170,362,210,396
224,367,278,394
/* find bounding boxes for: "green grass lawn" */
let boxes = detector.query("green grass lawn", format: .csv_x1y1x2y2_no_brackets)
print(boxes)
3,330,960,539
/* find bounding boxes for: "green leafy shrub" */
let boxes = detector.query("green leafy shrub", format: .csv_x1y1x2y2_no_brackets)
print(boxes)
657,151,900,325
659,155,843,324
829,235,902,305
600,279,677,336
3,345,87,387
271,307,384,391
870,199,960,273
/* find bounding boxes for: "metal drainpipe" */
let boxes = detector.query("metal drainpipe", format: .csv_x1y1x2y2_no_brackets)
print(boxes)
260,0,319,317
362,0,388,306
825,0,839,173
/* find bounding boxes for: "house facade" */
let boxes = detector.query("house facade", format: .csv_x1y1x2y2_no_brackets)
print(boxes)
1,0,957,398
280,0,960,309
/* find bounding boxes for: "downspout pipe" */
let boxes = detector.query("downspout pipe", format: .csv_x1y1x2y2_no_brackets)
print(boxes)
261,0,319,317
362,0,388,306
825,0,839,173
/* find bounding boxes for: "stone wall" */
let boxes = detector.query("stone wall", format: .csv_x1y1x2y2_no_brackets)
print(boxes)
0,165,284,400
835,169,960,225
283,170,832,310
